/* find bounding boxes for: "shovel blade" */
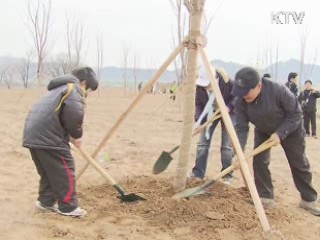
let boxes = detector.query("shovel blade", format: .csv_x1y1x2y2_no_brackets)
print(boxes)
172,186,202,199
153,151,173,174
118,193,146,202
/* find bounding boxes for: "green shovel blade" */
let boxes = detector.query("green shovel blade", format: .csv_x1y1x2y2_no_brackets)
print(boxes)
153,151,173,174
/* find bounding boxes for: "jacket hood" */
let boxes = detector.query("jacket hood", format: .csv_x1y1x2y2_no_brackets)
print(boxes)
47,75,80,90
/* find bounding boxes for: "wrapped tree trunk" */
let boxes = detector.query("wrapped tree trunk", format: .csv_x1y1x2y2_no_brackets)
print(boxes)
174,0,205,192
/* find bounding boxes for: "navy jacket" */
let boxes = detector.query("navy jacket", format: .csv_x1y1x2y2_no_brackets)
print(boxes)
195,78,235,124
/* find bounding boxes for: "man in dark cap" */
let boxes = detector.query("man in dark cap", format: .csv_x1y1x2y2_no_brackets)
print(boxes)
23,67,98,217
286,72,299,97
232,67,320,216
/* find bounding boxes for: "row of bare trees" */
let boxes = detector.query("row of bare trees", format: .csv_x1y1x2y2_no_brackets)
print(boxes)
22,0,105,88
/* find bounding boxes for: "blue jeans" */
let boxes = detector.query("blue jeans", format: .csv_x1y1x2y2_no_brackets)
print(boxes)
192,114,235,179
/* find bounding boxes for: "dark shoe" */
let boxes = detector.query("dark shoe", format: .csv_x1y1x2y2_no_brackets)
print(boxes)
299,200,320,216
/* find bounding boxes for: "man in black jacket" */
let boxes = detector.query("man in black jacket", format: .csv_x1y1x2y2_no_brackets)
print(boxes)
298,80,320,138
232,67,320,216
23,67,98,217
285,72,299,97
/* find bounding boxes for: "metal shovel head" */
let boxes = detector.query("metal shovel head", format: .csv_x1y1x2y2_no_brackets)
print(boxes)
172,186,203,199
118,193,146,202
153,151,173,174
172,181,216,199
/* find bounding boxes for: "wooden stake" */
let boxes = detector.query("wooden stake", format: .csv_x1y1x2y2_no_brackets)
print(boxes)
199,47,270,232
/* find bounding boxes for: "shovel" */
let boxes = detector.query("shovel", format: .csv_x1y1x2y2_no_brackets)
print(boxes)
172,139,275,199
76,146,146,202
153,110,221,174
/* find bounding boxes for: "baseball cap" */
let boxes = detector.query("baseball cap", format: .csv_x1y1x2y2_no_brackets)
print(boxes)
231,67,260,98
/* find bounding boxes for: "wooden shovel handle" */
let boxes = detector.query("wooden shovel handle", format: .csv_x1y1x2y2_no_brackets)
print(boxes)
76,146,117,186
193,140,274,195
192,110,221,137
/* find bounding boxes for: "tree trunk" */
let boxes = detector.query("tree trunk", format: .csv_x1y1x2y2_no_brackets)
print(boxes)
174,0,205,192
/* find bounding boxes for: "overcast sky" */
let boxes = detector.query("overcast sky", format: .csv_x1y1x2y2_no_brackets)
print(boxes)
0,0,318,68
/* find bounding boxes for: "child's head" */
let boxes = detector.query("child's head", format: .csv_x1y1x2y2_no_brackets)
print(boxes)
72,67,98,91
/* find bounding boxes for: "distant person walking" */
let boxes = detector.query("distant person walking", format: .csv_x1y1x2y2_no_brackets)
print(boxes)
285,72,299,97
138,81,143,92
298,80,320,138
169,81,178,101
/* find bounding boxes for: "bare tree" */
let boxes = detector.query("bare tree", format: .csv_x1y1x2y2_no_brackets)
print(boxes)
3,65,15,89
66,16,73,71
305,50,318,79
96,33,104,83
27,0,52,87
169,0,187,83
18,50,34,88
121,44,130,96
299,27,308,89
133,53,140,94
0,64,9,86
74,22,85,67
48,53,69,77
274,43,279,81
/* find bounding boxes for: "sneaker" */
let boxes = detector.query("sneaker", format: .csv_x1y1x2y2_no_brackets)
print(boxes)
35,201,58,213
260,198,276,209
222,176,233,185
187,173,204,184
299,200,320,216
58,207,87,218
248,197,275,209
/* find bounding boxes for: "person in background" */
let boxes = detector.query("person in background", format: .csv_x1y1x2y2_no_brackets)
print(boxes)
285,72,299,97
298,80,320,138
190,67,235,184
23,67,98,218
262,73,271,79
138,81,143,92
169,81,178,101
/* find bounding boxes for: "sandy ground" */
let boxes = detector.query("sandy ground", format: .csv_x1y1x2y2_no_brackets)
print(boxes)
1,88,320,240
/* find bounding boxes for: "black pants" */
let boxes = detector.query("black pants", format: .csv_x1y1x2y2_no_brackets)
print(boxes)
30,148,78,212
303,111,317,136
253,127,318,202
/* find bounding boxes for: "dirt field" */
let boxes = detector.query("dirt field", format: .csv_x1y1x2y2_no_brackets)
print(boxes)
1,88,320,240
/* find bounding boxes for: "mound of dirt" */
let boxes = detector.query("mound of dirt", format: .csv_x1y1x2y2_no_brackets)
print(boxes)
80,176,297,240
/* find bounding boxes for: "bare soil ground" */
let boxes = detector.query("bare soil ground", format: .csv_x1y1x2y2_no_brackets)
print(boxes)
1,88,320,240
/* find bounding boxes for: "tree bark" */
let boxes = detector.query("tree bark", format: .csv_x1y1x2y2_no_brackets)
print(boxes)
174,0,205,192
